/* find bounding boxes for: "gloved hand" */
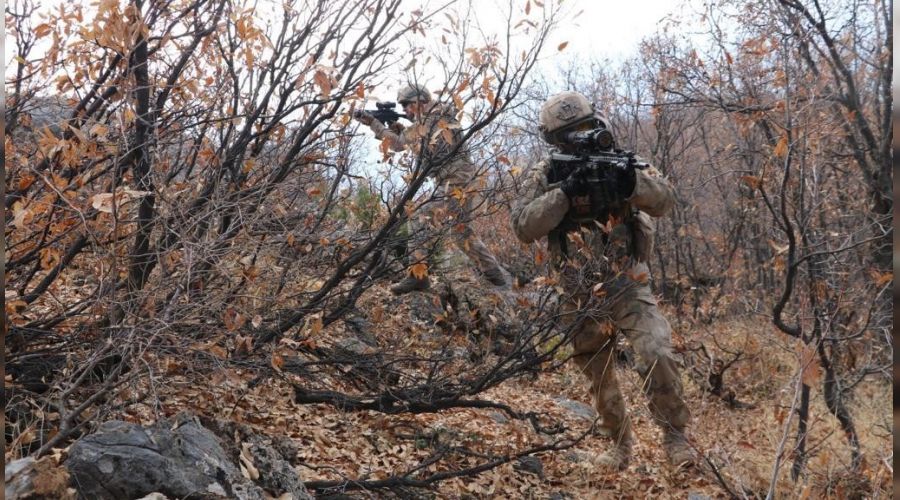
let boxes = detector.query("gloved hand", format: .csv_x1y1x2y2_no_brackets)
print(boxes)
388,121,405,134
352,110,375,126
611,165,636,199
559,165,591,200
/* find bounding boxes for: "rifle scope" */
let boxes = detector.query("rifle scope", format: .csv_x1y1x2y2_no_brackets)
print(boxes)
560,127,615,151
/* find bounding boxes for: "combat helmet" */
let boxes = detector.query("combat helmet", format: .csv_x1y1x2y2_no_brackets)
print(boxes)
397,84,432,105
538,91,609,143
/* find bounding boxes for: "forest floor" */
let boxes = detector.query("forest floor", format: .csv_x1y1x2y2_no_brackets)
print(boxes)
122,263,894,500
9,244,891,500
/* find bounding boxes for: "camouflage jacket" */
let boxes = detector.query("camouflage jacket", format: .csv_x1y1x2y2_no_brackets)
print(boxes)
511,155,675,293
369,102,472,184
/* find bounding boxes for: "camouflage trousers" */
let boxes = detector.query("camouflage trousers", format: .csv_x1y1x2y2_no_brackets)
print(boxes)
405,168,504,278
559,262,690,439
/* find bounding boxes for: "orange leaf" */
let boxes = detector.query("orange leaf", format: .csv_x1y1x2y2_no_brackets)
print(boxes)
452,92,464,110
234,335,253,356
271,353,284,371
628,271,649,284
869,269,893,287
410,263,428,280
224,307,245,331
39,248,61,270
307,315,323,336
370,305,384,323
313,70,333,96
441,128,455,144
17,174,35,191
208,345,228,359
740,175,761,189
774,135,788,158
34,23,52,39
557,41,568,51
800,345,822,386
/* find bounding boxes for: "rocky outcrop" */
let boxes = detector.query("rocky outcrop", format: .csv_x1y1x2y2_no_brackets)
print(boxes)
65,413,310,500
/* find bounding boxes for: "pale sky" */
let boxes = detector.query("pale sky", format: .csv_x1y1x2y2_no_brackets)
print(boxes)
5,0,686,100
545,0,684,63
371,0,690,101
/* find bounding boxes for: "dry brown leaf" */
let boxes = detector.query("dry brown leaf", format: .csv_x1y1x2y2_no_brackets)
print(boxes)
313,70,333,96
740,175,761,190
239,446,260,480
34,23,53,38
271,353,284,371
774,135,789,158
800,345,822,386
224,308,246,331
410,263,428,280
869,269,893,287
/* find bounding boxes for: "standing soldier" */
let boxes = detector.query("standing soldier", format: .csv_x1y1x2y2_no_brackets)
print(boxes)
353,83,508,294
510,91,694,470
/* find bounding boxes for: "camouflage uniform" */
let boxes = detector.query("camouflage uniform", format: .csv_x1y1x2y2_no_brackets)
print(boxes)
510,92,692,469
366,91,507,289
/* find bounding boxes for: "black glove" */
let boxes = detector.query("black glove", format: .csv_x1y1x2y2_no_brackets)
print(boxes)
610,165,636,199
559,165,591,200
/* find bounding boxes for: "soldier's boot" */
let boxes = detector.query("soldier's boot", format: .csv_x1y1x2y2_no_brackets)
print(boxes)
663,429,695,468
390,275,431,295
592,420,633,471
480,265,508,287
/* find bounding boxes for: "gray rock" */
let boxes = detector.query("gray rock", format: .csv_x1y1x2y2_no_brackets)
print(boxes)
486,410,509,424
688,494,712,500
562,450,591,463
343,313,378,346
67,418,243,499
244,433,310,499
513,455,544,479
65,414,310,500
555,398,597,421
6,458,37,500
407,291,446,325
335,336,376,356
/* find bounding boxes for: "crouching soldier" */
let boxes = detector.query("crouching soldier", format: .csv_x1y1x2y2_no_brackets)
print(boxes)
510,91,694,470
353,83,508,294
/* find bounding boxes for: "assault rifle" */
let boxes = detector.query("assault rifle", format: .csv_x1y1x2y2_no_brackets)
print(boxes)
354,101,409,125
547,148,649,225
